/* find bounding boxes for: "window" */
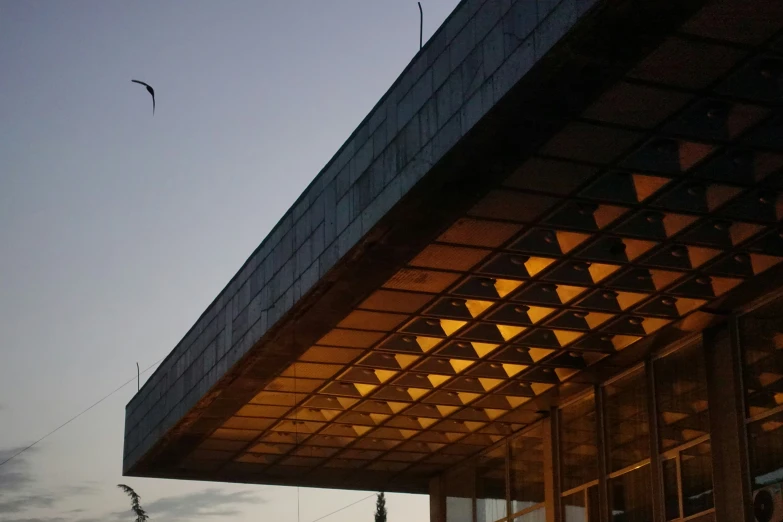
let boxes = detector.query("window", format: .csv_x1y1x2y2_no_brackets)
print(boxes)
560,395,600,522
741,299,783,421
654,342,713,520
608,464,652,522
513,507,546,522
604,369,653,522
563,491,587,522
510,423,546,521
562,486,599,522
748,410,783,487
476,446,507,522
741,299,783,489
605,369,651,473
654,343,710,451
561,395,599,491
661,458,678,520
680,442,714,517
446,465,475,522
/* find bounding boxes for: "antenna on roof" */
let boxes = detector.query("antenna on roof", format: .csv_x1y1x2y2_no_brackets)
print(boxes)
136,363,140,391
418,2,423,50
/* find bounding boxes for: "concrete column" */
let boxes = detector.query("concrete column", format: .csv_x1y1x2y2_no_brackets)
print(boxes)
704,319,753,522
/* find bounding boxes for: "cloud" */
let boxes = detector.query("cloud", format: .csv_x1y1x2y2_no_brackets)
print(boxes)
112,487,266,521
0,518,69,522
1,449,262,522
3,517,67,522
0,447,37,499
0,447,98,517
64,485,99,496
0,494,58,514
0,449,50,514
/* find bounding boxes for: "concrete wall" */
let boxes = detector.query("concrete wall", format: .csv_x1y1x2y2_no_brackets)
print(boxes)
124,0,597,471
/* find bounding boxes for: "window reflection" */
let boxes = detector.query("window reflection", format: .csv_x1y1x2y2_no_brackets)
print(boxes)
604,369,652,522
563,491,586,522
741,299,783,490
609,464,653,522
562,485,600,522
654,342,714,520
560,395,599,492
740,299,783,420
681,442,714,517
510,424,545,516
587,486,600,522
445,465,474,522
661,458,678,521
654,343,709,452
605,369,650,473
560,394,600,522
476,446,507,522
514,507,546,522
748,410,783,488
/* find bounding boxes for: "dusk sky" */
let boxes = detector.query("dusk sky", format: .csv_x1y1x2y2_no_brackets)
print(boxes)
0,1,460,520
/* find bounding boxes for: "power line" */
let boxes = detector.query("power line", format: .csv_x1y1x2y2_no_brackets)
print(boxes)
308,493,376,522
1,355,381,522
0,357,165,470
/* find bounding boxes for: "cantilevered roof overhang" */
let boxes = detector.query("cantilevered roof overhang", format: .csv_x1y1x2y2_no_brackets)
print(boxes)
124,0,783,494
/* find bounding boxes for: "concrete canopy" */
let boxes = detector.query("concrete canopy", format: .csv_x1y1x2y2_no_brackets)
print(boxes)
124,0,783,494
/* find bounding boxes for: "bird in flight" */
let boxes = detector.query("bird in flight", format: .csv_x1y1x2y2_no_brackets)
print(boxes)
131,79,155,115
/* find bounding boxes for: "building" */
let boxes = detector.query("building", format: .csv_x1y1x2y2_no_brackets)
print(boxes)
123,1,783,521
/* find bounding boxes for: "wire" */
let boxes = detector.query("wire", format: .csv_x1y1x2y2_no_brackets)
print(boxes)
308,493,376,522
0,357,165,470
1,353,378,522
0,305,279,470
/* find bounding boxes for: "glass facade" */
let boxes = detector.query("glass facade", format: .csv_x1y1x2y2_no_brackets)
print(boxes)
604,369,652,522
654,342,713,520
512,507,545,522
444,422,546,522
680,442,713,517
741,298,783,490
560,395,599,522
654,343,710,451
476,446,507,522
562,490,586,522
608,464,652,522
604,369,650,474
445,464,475,522
560,395,599,492
433,294,783,522
509,423,545,517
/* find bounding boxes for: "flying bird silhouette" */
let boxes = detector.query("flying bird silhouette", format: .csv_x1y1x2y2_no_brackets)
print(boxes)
131,79,155,115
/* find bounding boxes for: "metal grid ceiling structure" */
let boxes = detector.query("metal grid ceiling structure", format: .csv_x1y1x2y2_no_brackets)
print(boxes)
178,12,783,490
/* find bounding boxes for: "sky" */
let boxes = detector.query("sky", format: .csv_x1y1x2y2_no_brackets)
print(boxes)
0,1,461,521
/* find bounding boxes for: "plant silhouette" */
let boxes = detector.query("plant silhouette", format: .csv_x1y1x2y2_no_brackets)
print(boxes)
117,484,149,522
374,491,387,522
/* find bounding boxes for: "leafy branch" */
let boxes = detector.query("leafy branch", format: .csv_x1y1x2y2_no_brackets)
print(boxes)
374,491,387,522
117,484,149,522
